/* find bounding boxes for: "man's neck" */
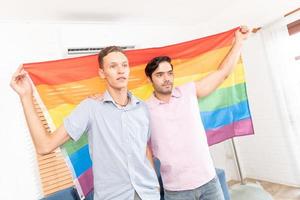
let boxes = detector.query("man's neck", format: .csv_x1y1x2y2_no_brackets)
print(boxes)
107,86,129,106
154,91,171,103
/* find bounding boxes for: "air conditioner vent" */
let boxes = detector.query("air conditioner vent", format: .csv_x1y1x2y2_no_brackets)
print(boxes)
67,45,135,55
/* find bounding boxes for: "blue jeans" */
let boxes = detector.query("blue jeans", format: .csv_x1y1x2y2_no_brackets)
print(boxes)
164,176,224,200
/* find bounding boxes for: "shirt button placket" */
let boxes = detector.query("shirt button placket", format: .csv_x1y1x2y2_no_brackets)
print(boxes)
124,110,135,186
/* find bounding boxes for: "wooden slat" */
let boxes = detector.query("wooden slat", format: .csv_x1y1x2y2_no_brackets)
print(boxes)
43,178,74,191
43,174,73,187
38,155,64,165
39,162,68,174
41,170,72,183
39,159,67,170
39,116,47,121
33,97,74,197
37,112,46,117
44,182,74,196
37,152,57,161
40,166,72,179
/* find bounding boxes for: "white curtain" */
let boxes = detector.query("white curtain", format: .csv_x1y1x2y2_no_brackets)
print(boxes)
260,10,300,177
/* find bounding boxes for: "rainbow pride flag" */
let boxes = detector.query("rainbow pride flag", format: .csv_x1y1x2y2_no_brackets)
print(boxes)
24,27,254,198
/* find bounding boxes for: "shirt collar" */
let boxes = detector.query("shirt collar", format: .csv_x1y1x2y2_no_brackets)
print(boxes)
102,90,140,106
149,87,181,105
102,90,114,102
171,87,181,98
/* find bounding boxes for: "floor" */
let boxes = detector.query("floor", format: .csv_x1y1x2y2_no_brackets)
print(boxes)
228,179,300,200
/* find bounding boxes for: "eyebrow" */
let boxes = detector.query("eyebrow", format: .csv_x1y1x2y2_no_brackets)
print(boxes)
109,61,128,65
154,70,173,74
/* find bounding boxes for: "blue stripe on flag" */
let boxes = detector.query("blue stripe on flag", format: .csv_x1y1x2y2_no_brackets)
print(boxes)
69,144,92,177
200,100,251,130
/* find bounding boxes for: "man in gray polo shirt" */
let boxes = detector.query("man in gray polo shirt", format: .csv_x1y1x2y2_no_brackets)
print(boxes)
10,46,160,200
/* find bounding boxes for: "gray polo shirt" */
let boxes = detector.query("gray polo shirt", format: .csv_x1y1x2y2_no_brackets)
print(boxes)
64,91,160,200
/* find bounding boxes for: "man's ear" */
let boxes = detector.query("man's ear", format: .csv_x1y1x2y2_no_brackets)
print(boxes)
98,68,105,79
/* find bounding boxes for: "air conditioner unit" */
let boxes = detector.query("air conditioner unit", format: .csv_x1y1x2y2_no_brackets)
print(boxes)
67,45,135,55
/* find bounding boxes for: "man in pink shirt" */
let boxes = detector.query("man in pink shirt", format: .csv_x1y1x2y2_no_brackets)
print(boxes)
145,27,249,200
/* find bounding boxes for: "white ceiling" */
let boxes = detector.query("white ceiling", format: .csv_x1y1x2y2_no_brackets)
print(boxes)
1,0,299,27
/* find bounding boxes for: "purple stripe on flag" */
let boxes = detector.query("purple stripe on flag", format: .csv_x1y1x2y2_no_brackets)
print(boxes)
78,167,93,196
207,117,254,146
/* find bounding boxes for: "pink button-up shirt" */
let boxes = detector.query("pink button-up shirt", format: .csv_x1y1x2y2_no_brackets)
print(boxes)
146,82,216,191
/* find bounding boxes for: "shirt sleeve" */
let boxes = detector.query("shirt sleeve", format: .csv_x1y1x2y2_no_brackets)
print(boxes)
63,99,92,141
179,82,197,98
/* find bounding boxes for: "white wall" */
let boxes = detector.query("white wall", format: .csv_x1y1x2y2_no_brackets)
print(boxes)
0,23,60,200
1,21,298,199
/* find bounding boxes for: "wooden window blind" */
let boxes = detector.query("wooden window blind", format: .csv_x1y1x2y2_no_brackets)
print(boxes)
33,98,74,197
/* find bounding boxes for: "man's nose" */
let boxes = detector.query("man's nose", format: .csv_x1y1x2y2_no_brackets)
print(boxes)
117,66,125,73
163,73,171,81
